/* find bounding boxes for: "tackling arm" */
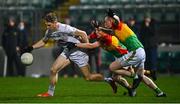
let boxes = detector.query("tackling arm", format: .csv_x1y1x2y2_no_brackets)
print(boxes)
76,41,100,49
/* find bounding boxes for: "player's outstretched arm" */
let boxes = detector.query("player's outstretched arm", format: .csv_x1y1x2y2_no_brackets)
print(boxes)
21,46,33,54
32,39,46,49
76,41,100,49
21,39,46,54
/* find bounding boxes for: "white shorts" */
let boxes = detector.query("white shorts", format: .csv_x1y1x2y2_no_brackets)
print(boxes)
61,50,89,68
117,48,146,69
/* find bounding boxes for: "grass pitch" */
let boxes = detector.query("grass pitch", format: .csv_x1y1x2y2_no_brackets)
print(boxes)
0,75,180,103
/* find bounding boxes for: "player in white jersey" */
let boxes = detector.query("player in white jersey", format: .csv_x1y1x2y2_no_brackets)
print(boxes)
21,12,104,97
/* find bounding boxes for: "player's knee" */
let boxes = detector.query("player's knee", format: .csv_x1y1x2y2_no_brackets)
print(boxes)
50,67,58,75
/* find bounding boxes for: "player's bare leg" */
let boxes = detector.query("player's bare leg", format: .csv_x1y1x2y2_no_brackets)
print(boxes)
50,56,70,85
37,55,70,97
108,67,134,94
113,70,166,97
132,68,144,89
108,62,133,93
80,65,118,93
80,64,103,81
109,61,141,96
128,67,166,97
113,69,135,78
113,75,131,90
142,75,166,97
144,69,157,81
113,67,134,86
114,69,166,97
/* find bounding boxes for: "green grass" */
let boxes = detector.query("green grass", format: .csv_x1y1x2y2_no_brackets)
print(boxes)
0,75,180,103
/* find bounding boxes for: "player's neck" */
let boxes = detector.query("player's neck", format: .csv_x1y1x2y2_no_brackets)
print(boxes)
55,22,60,30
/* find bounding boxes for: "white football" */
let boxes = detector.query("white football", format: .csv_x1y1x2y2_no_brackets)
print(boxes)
21,52,33,65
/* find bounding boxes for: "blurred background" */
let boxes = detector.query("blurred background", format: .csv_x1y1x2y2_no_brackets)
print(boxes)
0,0,179,78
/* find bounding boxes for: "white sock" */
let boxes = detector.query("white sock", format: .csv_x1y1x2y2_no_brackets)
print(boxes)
134,74,139,79
104,77,112,81
47,84,55,96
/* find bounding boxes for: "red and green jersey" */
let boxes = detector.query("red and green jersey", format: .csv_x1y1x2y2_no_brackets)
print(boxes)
114,22,143,51
89,32,128,58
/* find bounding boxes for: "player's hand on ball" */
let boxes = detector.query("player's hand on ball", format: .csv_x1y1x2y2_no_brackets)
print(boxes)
21,46,33,54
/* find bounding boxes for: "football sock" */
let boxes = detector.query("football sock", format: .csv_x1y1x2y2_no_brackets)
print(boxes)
132,74,142,90
48,84,55,96
154,87,162,94
104,77,112,81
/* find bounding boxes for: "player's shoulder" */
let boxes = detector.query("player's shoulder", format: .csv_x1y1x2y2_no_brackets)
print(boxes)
57,22,71,28
57,22,76,32
58,22,66,27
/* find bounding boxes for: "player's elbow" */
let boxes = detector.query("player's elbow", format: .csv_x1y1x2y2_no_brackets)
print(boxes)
81,30,87,35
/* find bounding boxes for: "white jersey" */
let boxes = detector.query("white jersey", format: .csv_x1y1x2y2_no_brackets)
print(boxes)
42,22,89,68
42,22,80,44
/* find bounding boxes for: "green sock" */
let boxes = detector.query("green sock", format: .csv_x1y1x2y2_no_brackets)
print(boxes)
154,88,162,94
